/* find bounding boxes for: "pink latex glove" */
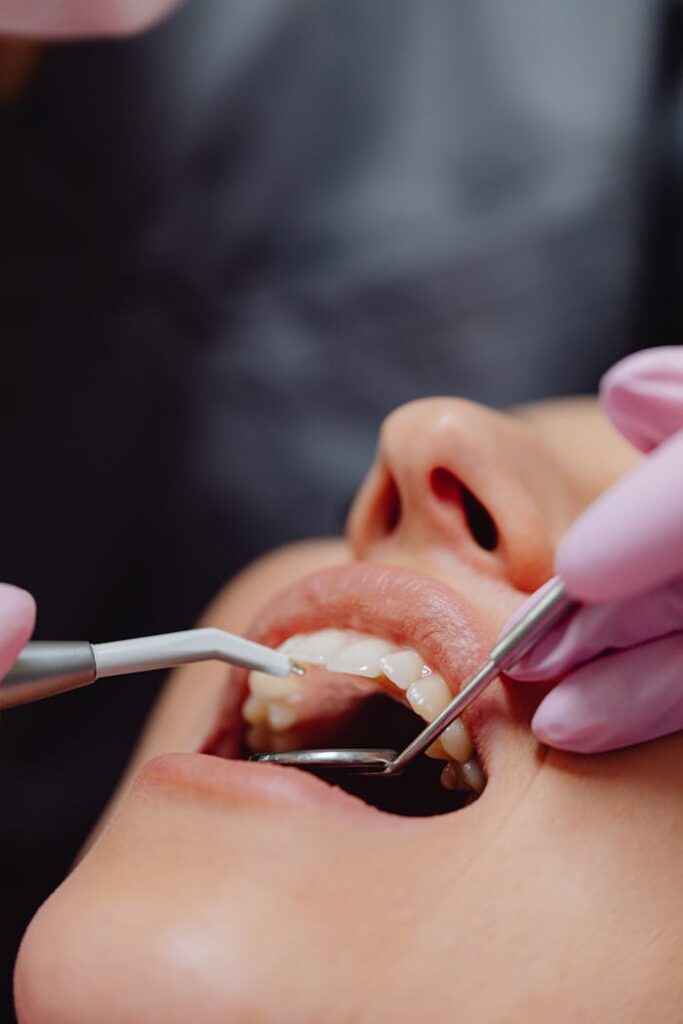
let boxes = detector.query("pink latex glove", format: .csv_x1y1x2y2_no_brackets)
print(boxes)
508,346,683,753
0,0,182,38
0,585,35,683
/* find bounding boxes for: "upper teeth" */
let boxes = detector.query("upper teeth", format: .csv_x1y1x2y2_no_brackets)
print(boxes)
243,627,484,794
406,672,451,721
326,637,397,677
379,650,430,689
280,628,349,664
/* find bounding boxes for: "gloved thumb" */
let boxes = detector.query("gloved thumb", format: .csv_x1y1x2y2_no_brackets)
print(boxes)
600,345,683,452
557,346,683,604
0,585,35,680
556,429,683,602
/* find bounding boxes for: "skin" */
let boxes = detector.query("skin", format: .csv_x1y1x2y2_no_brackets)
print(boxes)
14,396,683,1024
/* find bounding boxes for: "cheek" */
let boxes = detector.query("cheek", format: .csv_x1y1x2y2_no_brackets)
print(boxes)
15,801,427,1024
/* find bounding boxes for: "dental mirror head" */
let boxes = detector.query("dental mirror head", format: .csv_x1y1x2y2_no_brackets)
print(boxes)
251,748,396,775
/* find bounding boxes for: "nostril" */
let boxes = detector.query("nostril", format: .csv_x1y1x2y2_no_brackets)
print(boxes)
430,468,499,552
381,477,401,534
463,486,498,551
430,467,460,505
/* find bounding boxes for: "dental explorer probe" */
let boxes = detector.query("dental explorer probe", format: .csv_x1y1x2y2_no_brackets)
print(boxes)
0,629,305,710
252,577,575,777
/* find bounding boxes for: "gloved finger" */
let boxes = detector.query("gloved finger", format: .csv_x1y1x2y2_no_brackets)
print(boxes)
0,584,36,680
556,429,683,603
507,578,683,681
531,632,683,753
0,0,182,38
601,346,683,453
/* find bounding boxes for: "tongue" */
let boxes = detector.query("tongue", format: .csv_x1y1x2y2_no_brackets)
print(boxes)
245,667,386,754
280,665,380,718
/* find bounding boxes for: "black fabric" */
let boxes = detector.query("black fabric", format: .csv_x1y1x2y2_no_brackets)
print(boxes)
1,1,681,1017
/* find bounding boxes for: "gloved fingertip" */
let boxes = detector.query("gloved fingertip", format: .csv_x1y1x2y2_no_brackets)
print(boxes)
531,690,603,754
555,529,607,603
531,702,573,750
0,584,36,633
0,584,36,679
504,662,555,683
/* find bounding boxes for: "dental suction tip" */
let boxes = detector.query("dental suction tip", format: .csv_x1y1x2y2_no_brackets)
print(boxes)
250,748,396,774
289,660,306,676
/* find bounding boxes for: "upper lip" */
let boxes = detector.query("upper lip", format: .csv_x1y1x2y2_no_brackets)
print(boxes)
241,561,490,688
203,561,498,759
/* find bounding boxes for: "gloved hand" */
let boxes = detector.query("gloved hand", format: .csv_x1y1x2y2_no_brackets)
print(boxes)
0,0,182,38
0,585,35,681
508,346,683,753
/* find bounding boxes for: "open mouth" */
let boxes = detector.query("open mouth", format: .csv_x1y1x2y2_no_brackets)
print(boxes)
202,562,494,818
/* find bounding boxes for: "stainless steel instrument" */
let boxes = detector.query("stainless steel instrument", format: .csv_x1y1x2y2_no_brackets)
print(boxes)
1,628,304,710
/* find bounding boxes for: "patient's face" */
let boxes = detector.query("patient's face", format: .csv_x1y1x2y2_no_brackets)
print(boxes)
16,398,683,1024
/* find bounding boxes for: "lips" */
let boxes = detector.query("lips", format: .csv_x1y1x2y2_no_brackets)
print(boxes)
202,562,503,766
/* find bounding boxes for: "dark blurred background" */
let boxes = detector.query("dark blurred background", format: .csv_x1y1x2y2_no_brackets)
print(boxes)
2,0,682,1018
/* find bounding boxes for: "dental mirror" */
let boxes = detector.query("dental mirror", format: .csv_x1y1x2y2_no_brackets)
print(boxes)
254,748,396,774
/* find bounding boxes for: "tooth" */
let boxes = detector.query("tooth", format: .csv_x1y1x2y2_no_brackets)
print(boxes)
425,738,448,760
440,719,474,763
379,650,428,689
278,634,305,654
440,762,463,791
461,757,485,794
266,702,299,732
248,670,301,699
327,637,398,677
242,694,268,725
406,673,451,722
280,628,350,665
246,725,303,753
245,725,268,750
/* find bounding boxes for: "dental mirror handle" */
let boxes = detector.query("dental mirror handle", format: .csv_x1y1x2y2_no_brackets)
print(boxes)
0,628,299,710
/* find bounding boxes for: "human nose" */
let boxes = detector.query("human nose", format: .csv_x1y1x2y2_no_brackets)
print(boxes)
347,398,555,592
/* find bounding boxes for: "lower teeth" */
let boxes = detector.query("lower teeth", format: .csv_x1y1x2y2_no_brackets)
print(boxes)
244,628,485,797
440,762,462,791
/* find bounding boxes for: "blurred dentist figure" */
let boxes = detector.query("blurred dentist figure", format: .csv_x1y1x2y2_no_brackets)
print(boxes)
2,1,681,1022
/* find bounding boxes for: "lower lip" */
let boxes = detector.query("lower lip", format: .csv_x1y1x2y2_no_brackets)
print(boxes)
136,751,408,825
